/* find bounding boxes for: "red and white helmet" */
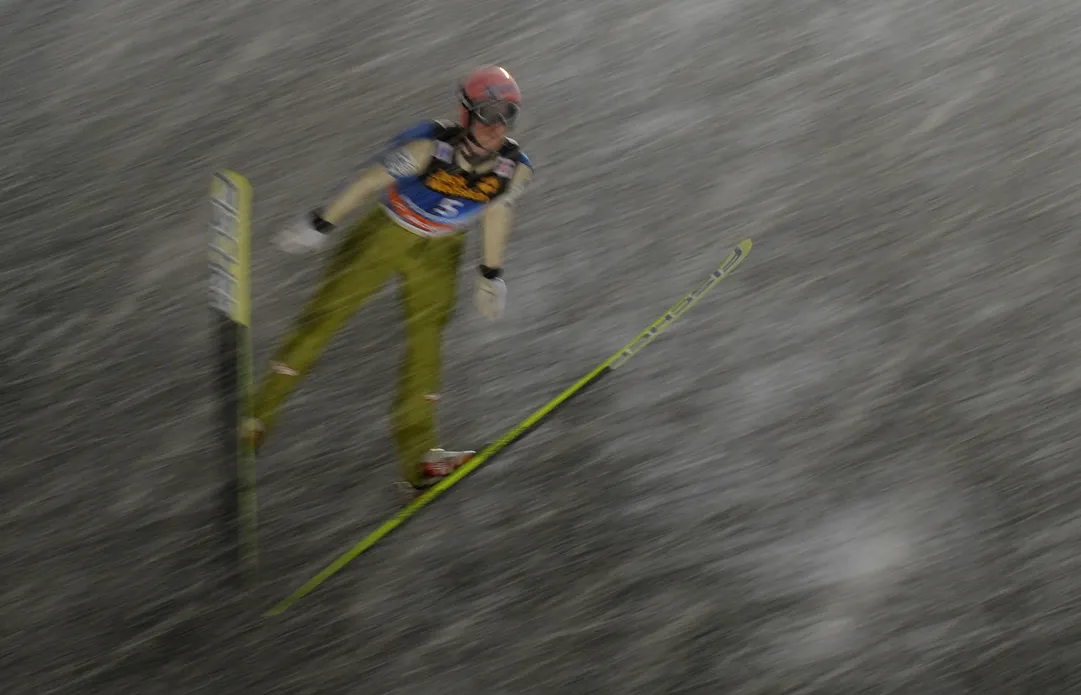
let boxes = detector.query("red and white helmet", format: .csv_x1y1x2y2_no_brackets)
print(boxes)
457,65,522,129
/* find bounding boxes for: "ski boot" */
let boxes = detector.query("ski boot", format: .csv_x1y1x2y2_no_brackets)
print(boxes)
399,448,475,501
240,417,265,450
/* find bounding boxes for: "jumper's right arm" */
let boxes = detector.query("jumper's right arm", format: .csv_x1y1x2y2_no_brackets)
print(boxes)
319,139,436,226
275,139,434,254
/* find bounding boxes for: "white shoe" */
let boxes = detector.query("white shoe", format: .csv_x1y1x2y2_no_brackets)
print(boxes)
240,417,265,449
416,448,475,488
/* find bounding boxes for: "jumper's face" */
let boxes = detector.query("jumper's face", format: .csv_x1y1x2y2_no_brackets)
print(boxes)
467,121,507,153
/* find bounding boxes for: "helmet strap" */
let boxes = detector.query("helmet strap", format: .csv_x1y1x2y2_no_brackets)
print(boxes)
457,124,499,165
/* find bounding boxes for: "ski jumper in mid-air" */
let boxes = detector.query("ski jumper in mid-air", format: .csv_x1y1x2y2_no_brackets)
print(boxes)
243,65,534,493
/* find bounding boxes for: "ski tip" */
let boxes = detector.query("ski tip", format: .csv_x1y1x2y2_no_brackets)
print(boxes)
716,238,752,276
212,170,253,197
214,168,250,182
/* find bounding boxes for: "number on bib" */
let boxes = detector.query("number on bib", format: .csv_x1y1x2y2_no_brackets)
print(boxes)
433,198,464,217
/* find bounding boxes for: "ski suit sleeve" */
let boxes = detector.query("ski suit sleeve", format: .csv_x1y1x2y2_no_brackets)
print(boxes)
321,139,436,225
481,160,534,269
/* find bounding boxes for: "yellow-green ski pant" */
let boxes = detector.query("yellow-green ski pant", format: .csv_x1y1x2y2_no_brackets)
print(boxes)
252,206,465,486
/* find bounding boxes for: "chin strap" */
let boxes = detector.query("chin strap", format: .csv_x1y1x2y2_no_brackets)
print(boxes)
460,130,499,165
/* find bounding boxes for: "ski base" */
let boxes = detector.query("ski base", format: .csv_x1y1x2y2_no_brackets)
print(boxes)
208,170,258,587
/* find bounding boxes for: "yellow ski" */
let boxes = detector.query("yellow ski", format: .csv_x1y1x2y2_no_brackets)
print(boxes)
265,238,753,616
208,170,258,587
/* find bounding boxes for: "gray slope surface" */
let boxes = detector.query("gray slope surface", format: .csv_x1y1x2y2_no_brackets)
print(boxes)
3,0,1081,693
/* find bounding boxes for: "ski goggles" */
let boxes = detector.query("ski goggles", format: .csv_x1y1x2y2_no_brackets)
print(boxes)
470,99,520,127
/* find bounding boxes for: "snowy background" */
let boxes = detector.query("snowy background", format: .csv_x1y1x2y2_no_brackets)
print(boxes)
3,0,1081,693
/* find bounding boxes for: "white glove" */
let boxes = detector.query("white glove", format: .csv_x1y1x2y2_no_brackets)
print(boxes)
273,214,332,255
474,273,507,319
